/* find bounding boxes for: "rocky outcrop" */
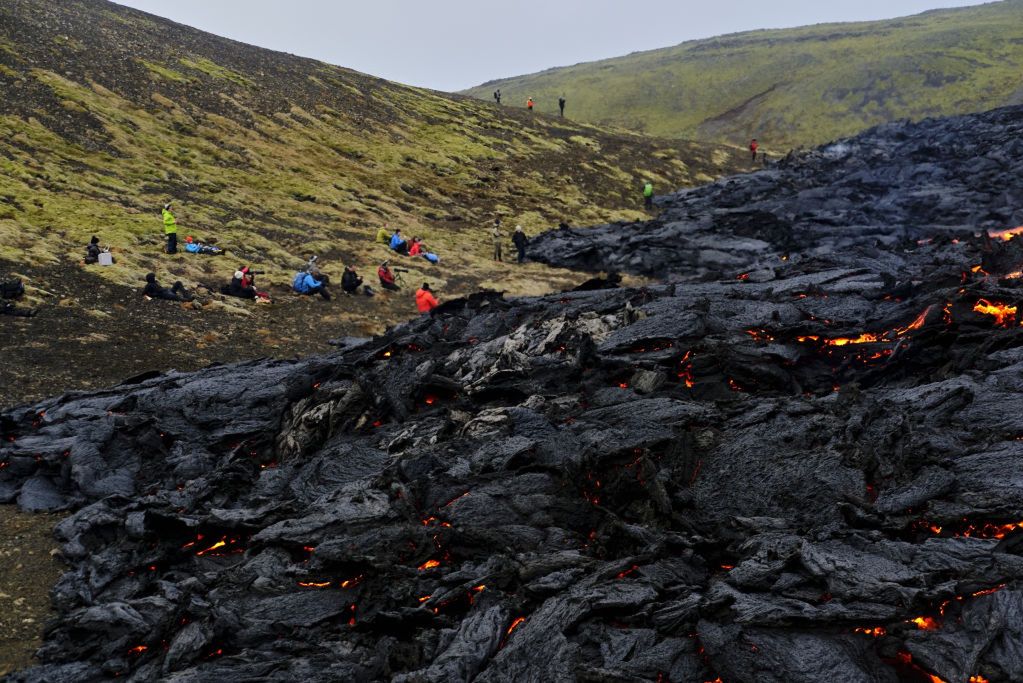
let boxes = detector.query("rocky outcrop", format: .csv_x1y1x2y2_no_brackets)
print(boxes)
530,105,1023,280
4,107,1023,682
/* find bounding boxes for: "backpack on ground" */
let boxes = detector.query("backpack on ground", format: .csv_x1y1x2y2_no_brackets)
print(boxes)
292,272,308,293
0,279,25,300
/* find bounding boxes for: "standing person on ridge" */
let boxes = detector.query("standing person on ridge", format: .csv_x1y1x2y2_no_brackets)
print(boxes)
416,282,439,313
643,182,654,211
162,202,178,254
494,89,501,105
526,97,534,111
513,225,528,263
558,95,566,117
492,219,504,262
750,138,759,162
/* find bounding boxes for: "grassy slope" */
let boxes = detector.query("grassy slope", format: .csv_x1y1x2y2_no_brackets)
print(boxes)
0,0,739,318
463,0,1023,150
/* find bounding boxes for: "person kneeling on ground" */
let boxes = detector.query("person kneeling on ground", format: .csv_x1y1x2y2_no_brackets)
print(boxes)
378,261,400,291
143,273,192,302
341,265,364,295
390,228,409,256
293,269,331,300
416,282,439,312
84,235,114,264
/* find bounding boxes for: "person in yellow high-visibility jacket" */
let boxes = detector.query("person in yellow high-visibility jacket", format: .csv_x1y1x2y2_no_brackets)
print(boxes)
162,202,178,254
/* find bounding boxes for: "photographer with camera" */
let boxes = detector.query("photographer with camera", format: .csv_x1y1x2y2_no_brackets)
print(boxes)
224,266,271,301
378,260,401,292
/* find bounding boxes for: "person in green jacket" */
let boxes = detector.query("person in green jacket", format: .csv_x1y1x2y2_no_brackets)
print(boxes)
643,182,654,210
162,202,178,254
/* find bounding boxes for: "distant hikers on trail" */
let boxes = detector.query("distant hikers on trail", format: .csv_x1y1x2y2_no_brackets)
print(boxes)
750,138,759,162
643,182,654,210
84,236,113,265
559,96,566,117
527,97,534,111
390,228,410,256
492,219,504,261
162,203,178,254
143,272,191,302
416,282,439,312
493,89,501,105
513,225,528,263
378,261,400,291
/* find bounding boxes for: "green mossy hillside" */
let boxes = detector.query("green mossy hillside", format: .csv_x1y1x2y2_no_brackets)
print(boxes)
464,1,1023,150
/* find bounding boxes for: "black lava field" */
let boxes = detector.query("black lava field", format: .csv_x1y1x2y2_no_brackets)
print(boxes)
4,106,1023,682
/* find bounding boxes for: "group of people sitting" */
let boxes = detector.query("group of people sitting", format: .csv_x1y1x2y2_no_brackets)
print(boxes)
377,227,441,264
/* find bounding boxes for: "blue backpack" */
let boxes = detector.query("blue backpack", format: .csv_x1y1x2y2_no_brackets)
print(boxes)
292,272,308,293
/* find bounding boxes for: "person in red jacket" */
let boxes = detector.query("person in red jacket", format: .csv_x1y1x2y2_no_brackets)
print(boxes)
378,261,400,291
527,97,534,111
416,282,439,312
749,138,759,162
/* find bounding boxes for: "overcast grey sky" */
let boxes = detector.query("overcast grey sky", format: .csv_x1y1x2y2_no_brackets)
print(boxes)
111,0,989,91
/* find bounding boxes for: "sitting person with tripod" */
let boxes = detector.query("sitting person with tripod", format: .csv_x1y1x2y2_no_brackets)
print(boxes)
378,260,402,291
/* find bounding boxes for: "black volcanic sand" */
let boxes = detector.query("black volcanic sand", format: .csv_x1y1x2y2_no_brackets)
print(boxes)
4,107,1023,681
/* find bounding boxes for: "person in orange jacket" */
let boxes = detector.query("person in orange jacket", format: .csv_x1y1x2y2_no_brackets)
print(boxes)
416,282,439,312
527,97,534,111
749,138,759,162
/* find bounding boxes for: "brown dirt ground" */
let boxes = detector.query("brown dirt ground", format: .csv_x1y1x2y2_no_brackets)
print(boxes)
0,507,63,678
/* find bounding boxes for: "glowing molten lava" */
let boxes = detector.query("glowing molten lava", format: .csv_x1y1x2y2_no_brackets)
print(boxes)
297,581,331,588
418,559,440,571
909,616,940,631
506,617,526,636
854,626,886,637
196,538,226,556
969,676,991,683
989,225,1023,242
973,299,1017,326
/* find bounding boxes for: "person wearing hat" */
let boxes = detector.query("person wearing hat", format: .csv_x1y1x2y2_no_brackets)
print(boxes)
226,267,257,299
162,202,178,254
378,260,399,292
416,282,439,313
143,272,190,301
527,97,534,111
512,225,528,263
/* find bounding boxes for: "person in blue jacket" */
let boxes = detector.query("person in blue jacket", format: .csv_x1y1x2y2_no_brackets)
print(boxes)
389,228,410,256
292,270,331,300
